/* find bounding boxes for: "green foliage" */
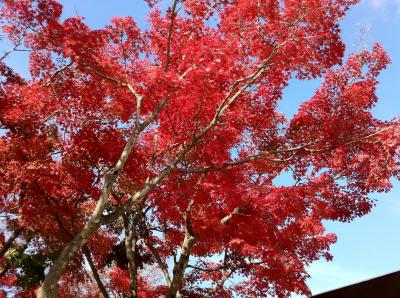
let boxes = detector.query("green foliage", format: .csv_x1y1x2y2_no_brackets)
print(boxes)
8,249,51,289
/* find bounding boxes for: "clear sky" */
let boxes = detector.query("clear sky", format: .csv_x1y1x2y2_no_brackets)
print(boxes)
2,0,400,296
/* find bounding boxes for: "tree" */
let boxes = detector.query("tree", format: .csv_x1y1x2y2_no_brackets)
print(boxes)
0,0,399,297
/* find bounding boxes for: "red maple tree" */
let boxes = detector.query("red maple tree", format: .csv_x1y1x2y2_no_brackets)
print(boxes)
0,0,399,297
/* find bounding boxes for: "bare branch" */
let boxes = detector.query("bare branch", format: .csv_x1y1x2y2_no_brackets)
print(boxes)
0,36,26,62
42,61,73,87
0,227,22,260
139,211,172,287
82,246,110,298
220,207,240,225
164,0,179,73
90,68,143,102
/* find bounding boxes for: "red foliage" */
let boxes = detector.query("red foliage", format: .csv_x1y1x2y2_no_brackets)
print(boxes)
0,0,399,297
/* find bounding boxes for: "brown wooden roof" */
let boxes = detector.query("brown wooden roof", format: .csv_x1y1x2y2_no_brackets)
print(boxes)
312,270,400,298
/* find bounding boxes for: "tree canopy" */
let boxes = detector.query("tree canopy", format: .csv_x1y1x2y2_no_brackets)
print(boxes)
0,0,399,297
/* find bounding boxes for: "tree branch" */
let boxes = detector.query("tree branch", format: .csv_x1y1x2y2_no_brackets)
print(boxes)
0,227,22,260
220,207,240,225
0,36,26,62
82,246,110,298
139,211,172,287
167,201,196,298
42,61,73,87
177,125,397,175
103,44,280,229
202,270,233,298
164,0,179,72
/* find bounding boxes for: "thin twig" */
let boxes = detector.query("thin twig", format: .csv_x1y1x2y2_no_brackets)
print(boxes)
42,62,73,87
164,0,179,73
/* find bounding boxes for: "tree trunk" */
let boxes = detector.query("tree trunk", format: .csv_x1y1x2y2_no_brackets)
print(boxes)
37,126,143,298
37,96,168,298
123,215,138,298
167,221,196,298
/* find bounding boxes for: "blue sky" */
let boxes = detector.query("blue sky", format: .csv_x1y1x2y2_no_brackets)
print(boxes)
2,0,400,296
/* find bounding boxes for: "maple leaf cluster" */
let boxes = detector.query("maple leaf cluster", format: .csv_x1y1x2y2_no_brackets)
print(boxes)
0,0,399,297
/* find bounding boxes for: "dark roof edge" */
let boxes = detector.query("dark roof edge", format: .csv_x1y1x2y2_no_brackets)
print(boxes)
312,269,400,297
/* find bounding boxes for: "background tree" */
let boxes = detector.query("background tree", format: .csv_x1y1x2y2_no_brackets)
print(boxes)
0,0,399,297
